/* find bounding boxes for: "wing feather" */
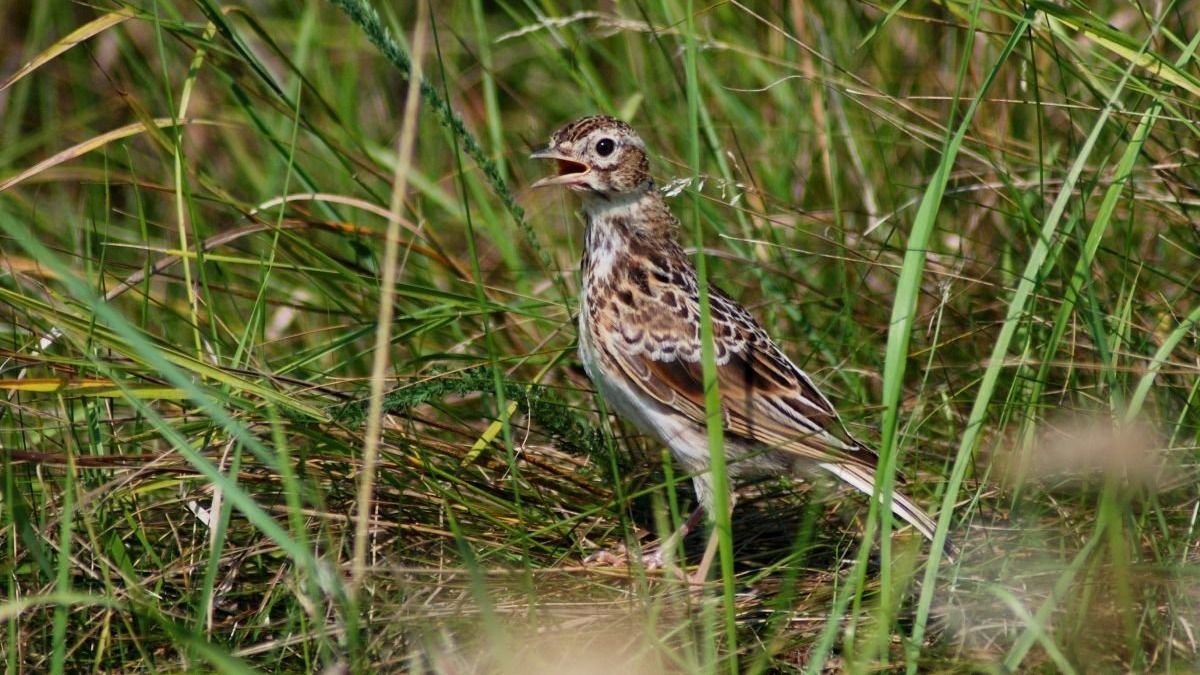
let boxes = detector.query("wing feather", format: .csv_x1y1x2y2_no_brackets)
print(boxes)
594,275,878,469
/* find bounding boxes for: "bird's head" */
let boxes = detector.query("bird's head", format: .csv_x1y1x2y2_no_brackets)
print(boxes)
530,115,651,197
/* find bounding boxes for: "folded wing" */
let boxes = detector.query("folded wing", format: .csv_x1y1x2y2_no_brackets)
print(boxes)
596,278,879,470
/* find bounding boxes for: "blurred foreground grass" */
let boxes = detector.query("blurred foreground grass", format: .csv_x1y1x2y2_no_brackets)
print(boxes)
1,1,1198,672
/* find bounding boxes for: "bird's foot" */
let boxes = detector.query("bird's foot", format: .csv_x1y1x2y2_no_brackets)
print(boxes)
583,541,676,573
582,543,630,568
583,543,721,593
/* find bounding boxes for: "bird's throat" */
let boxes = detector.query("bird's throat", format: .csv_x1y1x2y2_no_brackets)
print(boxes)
581,185,686,290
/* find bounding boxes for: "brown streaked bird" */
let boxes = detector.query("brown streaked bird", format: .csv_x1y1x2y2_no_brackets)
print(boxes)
531,115,943,583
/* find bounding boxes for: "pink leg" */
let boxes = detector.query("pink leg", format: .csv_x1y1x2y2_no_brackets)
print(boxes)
687,499,735,586
643,505,706,569
584,506,706,571
688,528,722,585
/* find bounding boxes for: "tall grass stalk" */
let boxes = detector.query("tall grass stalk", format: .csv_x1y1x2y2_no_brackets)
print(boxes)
350,0,427,598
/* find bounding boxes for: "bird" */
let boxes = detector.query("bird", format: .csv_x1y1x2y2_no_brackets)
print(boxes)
530,115,944,583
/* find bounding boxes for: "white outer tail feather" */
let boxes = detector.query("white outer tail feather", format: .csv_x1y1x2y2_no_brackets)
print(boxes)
818,462,940,547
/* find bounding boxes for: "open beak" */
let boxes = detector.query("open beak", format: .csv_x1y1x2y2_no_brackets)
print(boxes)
529,147,591,188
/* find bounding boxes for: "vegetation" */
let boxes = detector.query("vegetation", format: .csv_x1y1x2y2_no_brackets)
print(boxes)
1,0,1198,671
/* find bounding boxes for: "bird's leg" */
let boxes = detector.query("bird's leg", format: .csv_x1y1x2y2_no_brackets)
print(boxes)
687,497,736,586
640,505,706,569
689,530,721,586
583,505,705,572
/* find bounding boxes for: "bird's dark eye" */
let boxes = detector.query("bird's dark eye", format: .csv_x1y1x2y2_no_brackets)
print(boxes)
595,138,615,156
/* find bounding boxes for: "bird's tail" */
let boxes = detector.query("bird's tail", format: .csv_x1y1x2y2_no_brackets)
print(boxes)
818,461,955,560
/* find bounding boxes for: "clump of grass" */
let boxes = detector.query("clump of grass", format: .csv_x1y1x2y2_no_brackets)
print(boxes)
1,1,1198,672
336,367,609,462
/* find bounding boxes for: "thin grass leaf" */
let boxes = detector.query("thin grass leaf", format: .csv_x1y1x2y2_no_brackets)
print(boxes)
0,6,137,95
910,9,1169,664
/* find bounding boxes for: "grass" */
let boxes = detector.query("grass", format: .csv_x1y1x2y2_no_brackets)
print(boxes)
1,0,1198,671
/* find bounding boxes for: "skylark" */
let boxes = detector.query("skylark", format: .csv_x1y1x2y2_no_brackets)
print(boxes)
531,115,942,583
